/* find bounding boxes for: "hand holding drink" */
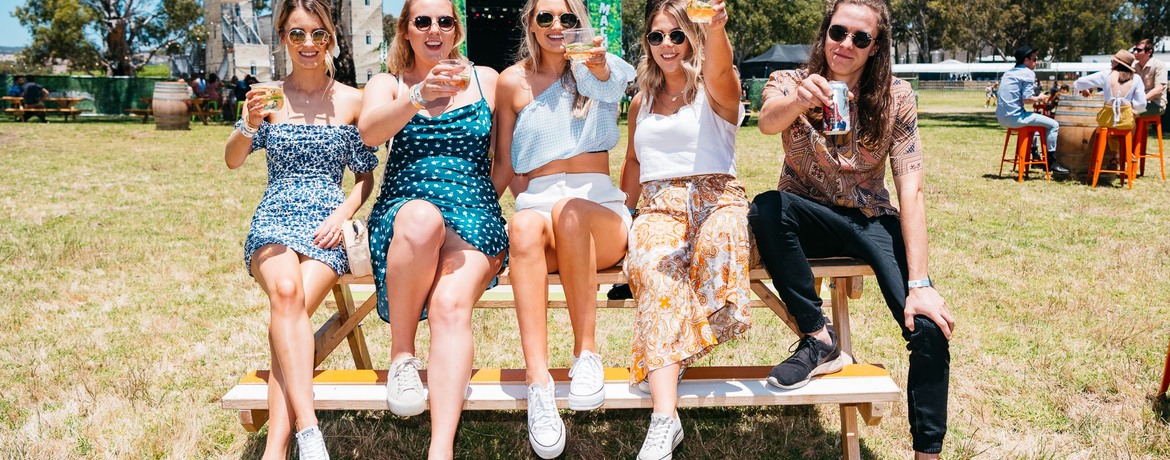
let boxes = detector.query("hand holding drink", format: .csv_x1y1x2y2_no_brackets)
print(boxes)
686,0,716,23
251,81,285,115
439,59,473,92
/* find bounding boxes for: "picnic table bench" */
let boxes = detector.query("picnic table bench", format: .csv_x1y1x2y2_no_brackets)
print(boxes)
221,257,898,459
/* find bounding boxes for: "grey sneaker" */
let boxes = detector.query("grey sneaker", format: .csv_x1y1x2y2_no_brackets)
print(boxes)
295,425,330,460
766,324,851,390
568,350,605,410
386,356,426,416
637,413,682,460
526,374,566,459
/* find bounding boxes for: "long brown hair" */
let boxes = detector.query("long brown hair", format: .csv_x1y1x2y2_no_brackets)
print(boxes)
636,0,704,104
387,0,466,75
275,0,338,76
806,0,893,149
514,0,593,118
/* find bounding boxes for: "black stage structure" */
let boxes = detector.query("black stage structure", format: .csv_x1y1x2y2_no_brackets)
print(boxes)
467,0,525,71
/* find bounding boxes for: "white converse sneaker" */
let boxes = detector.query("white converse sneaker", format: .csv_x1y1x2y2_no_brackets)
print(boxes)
568,350,604,410
637,413,683,460
295,425,330,460
386,356,426,417
526,374,566,459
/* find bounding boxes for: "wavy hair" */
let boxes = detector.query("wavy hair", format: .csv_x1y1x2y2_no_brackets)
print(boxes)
636,0,704,105
806,0,893,149
386,0,466,75
276,0,337,76
514,0,593,118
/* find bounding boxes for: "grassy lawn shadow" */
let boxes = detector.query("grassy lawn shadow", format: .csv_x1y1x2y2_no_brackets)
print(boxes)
238,406,877,459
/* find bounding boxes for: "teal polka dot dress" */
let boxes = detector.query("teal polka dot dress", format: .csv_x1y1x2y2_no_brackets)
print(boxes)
366,74,507,323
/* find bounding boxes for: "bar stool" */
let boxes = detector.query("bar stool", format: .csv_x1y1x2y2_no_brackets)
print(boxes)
1134,115,1166,180
1088,127,1136,188
998,126,1050,182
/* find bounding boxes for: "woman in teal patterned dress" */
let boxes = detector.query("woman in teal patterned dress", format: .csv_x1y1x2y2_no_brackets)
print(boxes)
224,1,377,459
357,0,506,457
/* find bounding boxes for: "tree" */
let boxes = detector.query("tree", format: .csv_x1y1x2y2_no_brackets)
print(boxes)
383,12,397,45
726,0,820,64
330,0,355,85
1132,0,1170,44
15,0,205,76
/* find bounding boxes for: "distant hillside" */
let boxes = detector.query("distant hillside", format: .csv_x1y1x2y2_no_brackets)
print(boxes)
0,46,24,55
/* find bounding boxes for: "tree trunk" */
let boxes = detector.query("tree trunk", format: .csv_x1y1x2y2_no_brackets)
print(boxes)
331,0,356,86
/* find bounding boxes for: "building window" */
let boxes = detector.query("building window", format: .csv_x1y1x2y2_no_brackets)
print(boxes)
250,62,257,76
364,0,369,4
367,70,373,81
366,31,372,45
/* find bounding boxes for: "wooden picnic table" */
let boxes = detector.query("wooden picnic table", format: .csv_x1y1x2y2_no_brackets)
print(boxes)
189,97,218,125
3,96,88,122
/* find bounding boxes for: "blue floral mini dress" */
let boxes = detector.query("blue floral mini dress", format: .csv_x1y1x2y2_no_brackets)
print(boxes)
239,121,379,276
367,71,508,323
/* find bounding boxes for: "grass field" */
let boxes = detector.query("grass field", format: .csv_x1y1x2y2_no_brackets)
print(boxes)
2,89,1170,459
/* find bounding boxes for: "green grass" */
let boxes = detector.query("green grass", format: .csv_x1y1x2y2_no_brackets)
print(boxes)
1,96,1170,458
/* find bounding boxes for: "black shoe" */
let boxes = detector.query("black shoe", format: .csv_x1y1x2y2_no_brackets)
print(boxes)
607,283,633,300
766,324,850,390
1049,160,1069,175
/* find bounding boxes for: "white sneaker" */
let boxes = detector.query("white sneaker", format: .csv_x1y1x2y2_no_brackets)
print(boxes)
568,350,605,411
637,413,683,460
526,374,566,459
386,356,426,417
295,425,330,460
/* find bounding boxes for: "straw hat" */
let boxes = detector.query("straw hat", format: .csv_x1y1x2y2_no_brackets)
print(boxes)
1112,49,1137,72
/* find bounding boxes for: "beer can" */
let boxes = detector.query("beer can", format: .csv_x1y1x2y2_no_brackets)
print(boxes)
824,81,850,135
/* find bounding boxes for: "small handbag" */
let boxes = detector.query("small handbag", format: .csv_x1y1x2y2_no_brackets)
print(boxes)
341,219,373,277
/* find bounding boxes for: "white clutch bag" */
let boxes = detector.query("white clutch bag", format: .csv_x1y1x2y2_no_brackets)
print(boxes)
341,219,373,277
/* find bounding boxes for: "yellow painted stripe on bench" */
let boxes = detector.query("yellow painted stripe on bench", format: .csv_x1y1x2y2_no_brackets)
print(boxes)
240,364,886,385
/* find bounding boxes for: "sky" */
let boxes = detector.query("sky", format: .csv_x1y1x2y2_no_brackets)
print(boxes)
0,0,406,48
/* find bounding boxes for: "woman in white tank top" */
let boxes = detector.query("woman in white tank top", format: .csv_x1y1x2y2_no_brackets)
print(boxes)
618,1,751,458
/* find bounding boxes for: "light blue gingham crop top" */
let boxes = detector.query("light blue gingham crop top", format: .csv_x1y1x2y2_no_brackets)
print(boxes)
511,53,636,174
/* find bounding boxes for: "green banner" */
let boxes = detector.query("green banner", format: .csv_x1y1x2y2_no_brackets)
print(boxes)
589,0,622,57
454,0,467,55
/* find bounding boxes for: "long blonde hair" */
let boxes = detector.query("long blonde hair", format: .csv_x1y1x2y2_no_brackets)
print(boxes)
386,0,466,74
515,0,593,118
275,0,337,76
637,0,704,104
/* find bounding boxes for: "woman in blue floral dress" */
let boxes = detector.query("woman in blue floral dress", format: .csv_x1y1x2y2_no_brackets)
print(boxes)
357,0,506,457
224,1,378,458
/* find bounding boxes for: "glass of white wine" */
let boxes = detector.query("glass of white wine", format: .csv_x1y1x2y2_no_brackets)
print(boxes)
439,59,473,92
252,81,284,114
563,28,597,62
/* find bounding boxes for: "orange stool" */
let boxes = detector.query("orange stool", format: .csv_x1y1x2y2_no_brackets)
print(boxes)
1134,115,1166,180
998,126,1050,182
1088,127,1136,188
1160,336,1170,397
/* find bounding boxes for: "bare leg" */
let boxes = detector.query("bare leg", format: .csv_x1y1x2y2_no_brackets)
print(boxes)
648,364,681,416
261,342,294,460
550,198,628,355
251,245,337,455
385,200,445,362
508,209,557,385
425,228,503,460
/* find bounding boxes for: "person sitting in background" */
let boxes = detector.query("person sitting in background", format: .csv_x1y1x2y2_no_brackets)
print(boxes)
1074,49,1147,169
21,76,49,123
996,45,1069,175
8,76,24,97
1133,38,1167,118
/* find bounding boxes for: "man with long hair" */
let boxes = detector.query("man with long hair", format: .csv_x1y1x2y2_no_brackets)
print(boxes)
748,0,954,457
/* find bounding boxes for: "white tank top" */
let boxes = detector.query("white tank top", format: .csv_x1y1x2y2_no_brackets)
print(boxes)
633,85,743,183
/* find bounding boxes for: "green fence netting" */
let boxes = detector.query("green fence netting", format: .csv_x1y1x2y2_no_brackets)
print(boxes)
1,74,170,116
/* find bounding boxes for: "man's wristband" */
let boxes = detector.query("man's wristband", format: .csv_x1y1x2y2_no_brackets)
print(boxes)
908,278,932,289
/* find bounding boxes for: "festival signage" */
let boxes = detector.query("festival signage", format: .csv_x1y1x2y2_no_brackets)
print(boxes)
589,0,622,57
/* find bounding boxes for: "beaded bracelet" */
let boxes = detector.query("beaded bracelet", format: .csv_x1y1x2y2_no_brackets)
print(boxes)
409,83,429,109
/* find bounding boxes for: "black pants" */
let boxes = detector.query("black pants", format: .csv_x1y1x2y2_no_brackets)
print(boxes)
748,190,949,453
22,102,45,122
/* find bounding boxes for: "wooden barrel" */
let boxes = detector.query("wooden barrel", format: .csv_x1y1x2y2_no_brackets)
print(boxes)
152,82,190,130
1054,94,1104,175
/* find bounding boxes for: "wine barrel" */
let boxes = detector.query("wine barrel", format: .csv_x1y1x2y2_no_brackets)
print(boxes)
1053,94,1104,175
153,82,190,130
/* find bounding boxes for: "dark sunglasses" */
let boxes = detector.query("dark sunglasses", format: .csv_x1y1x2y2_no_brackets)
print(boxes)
827,24,874,49
1134,47,1152,53
646,29,686,47
535,11,579,29
286,28,330,46
413,15,456,32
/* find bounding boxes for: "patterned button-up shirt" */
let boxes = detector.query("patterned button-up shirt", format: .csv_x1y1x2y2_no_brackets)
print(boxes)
762,69,923,218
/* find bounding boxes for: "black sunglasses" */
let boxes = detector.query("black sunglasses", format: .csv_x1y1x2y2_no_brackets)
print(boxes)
827,25,874,49
646,29,686,47
413,15,456,32
286,28,330,46
535,11,579,29
1134,47,1152,53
